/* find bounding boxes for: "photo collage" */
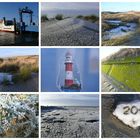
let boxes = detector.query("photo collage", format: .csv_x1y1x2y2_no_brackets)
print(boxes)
0,1,140,139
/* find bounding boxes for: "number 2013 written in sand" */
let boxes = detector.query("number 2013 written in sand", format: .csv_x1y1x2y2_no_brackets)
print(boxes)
123,106,140,115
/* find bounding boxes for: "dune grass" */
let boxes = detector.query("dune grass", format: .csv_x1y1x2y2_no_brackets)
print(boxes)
55,14,63,20
13,65,35,83
77,14,99,23
0,55,38,83
41,15,49,22
0,64,19,73
19,66,32,81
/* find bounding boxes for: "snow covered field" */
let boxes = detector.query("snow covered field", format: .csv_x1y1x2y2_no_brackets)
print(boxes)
0,94,39,138
0,73,13,84
41,18,99,46
41,106,99,138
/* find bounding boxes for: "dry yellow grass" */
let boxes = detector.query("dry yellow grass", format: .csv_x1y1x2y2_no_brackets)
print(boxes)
102,11,140,23
0,55,38,73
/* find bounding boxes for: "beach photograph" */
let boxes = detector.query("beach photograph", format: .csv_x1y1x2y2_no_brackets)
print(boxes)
102,2,140,46
102,94,140,138
0,94,39,138
0,48,39,92
41,2,99,46
41,94,99,138
101,48,140,92
0,2,38,46
41,48,99,92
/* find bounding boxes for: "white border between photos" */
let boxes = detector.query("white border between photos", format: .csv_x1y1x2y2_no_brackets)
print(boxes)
0,0,140,140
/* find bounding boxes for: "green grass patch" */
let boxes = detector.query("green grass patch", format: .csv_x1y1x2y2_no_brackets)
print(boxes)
102,63,140,91
31,65,38,73
13,66,31,82
103,56,140,65
19,66,31,81
102,65,111,74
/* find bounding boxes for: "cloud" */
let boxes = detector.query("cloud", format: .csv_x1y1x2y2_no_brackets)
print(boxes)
41,94,99,106
41,2,99,12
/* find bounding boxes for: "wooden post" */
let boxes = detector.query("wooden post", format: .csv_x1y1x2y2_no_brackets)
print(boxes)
13,18,16,34
3,17,6,25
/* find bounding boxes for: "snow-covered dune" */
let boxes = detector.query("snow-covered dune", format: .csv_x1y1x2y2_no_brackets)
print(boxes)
41,18,99,46
41,106,99,138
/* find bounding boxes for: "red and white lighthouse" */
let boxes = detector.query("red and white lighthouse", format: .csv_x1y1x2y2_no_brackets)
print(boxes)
65,51,73,87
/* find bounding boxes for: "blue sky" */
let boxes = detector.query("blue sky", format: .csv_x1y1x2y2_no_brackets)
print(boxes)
0,2,38,24
0,48,39,58
41,2,99,17
102,2,140,12
41,94,99,106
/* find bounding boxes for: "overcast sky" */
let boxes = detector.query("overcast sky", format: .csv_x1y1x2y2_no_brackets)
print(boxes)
42,2,99,11
101,48,120,60
41,2,99,17
41,94,99,107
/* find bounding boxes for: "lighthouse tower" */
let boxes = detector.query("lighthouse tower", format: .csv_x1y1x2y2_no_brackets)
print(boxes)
65,51,73,87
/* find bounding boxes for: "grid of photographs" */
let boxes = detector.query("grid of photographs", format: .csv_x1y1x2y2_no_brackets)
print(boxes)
0,1,140,139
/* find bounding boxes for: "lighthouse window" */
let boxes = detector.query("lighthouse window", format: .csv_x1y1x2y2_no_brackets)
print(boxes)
5,20,14,26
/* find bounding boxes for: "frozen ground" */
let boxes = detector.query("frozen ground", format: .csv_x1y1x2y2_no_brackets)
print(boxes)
102,94,140,138
0,94,39,138
41,18,99,46
41,106,99,138
0,74,38,92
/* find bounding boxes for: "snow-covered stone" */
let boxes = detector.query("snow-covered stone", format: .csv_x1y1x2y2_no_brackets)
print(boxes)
113,100,140,129
0,73,12,83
